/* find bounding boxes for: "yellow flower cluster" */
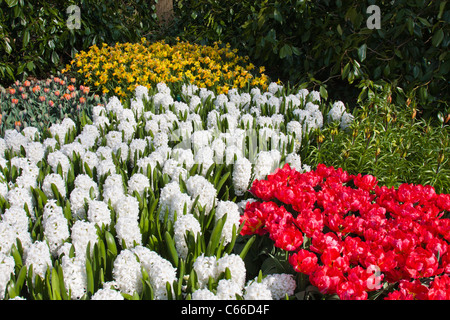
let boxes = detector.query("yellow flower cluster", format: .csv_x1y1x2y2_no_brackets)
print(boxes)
63,38,269,99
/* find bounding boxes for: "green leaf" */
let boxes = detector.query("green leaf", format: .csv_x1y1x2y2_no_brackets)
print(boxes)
84,162,93,178
319,86,328,100
89,186,96,200
63,201,72,222
164,232,179,268
11,245,23,269
213,164,224,187
46,269,53,300
345,7,358,25
432,29,444,47
406,18,414,35
26,61,35,72
69,244,76,259
58,265,69,300
51,183,62,203
206,215,226,256
3,39,13,55
5,65,14,78
417,17,431,28
6,0,18,7
85,258,94,296
273,8,283,24
51,51,59,65
121,292,134,300
224,267,232,280
51,268,62,300
132,291,140,300
14,266,27,296
166,282,173,300
279,44,292,59
225,223,239,255
239,235,256,260
215,172,230,195
438,1,446,19
105,231,117,257
257,270,263,283
22,30,30,48
342,62,350,79
358,44,367,62
175,258,185,299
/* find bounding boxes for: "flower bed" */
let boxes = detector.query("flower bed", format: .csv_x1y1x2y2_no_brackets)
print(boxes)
0,81,354,300
241,163,450,300
63,39,269,100
0,74,107,135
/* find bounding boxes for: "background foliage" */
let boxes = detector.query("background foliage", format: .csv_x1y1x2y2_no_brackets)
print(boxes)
0,0,160,86
174,0,449,119
2,0,448,119
304,85,450,194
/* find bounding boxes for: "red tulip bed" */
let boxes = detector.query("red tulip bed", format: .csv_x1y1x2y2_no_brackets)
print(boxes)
240,164,450,300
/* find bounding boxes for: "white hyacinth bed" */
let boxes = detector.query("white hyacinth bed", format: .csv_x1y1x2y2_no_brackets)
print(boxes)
0,82,352,300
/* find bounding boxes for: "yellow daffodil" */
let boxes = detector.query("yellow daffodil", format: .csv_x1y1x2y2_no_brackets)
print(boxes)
66,39,269,101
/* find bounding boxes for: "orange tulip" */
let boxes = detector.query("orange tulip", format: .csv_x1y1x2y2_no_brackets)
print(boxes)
11,98,18,104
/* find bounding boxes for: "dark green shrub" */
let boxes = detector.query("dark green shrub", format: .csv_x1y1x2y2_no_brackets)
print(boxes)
174,0,449,118
0,0,159,86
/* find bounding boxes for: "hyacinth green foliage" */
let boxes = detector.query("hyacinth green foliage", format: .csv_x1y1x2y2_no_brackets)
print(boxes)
0,73,107,135
304,80,450,194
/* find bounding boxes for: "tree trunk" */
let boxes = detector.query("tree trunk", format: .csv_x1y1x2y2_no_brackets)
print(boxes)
155,0,173,25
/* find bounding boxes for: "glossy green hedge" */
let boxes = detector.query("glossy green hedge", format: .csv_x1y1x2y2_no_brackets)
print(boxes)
0,0,159,86
174,0,449,118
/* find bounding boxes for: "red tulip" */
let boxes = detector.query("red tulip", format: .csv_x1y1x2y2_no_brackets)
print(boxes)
240,164,450,300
